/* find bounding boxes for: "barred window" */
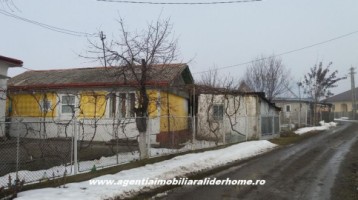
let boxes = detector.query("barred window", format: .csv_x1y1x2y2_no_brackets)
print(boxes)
213,104,224,121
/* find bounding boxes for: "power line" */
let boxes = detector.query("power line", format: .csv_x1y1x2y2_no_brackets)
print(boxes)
0,9,97,37
97,0,262,5
194,30,358,74
20,66,33,71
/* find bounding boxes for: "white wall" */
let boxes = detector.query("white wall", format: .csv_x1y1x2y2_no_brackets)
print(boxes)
0,62,10,137
196,94,261,142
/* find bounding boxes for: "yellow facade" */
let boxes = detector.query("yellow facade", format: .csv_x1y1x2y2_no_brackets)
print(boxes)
331,101,351,112
147,89,160,117
79,92,107,118
8,93,58,117
7,90,189,134
159,92,188,132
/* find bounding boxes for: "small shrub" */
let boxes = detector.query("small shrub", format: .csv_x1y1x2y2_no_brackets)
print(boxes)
3,175,25,199
91,165,97,173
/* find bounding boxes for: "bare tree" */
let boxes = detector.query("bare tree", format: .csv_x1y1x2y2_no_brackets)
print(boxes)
0,0,20,12
198,67,240,90
88,18,180,159
197,69,245,144
300,62,346,124
243,54,291,100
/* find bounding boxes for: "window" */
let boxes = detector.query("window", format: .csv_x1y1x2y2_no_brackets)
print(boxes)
341,103,348,112
108,93,134,118
213,104,224,121
285,105,291,112
109,94,117,118
39,100,52,112
129,93,135,117
119,93,127,118
61,95,75,114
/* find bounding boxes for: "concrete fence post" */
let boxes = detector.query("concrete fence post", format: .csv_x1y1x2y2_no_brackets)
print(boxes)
245,116,248,141
271,116,273,134
222,121,226,145
16,131,20,179
73,119,78,175
192,115,196,144
147,117,151,158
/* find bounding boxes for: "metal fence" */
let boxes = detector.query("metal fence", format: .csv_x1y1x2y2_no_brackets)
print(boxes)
261,116,280,136
0,115,278,188
0,121,73,188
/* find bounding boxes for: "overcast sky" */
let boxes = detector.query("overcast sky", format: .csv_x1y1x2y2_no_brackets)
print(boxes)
1,0,357,96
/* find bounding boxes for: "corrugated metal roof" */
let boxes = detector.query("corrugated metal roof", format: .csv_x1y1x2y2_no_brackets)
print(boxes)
9,64,191,90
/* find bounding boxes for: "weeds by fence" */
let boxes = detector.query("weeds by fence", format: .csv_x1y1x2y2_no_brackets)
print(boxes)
0,115,279,188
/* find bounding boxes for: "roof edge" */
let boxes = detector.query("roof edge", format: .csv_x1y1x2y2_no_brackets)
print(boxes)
0,55,23,67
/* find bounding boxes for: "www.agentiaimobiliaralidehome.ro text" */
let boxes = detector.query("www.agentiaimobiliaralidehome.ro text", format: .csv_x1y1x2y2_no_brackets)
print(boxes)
89,178,266,186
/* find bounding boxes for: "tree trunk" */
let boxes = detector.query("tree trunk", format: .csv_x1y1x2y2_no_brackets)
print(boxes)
138,131,148,159
313,103,317,125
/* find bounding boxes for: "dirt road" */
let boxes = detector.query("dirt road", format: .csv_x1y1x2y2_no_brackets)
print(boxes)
156,122,358,200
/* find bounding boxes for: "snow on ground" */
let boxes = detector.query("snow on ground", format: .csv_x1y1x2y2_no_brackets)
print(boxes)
334,117,357,122
0,140,217,187
16,140,276,200
294,121,337,135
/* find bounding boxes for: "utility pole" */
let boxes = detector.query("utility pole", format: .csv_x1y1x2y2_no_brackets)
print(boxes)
100,31,107,67
297,81,302,127
349,67,356,119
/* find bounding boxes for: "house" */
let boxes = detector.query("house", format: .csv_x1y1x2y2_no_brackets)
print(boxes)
7,64,194,145
0,55,23,137
272,98,312,128
195,85,281,143
324,88,358,119
273,97,333,127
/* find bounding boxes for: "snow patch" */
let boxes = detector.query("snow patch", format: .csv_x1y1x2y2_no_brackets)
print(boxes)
16,140,276,200
294,121,337,135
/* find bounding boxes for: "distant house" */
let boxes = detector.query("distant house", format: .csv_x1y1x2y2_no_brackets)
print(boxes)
273,97,333,127
324,88,358,119
195,85,281,143
7,64,194,145
272,98,313,128
0,55,23,137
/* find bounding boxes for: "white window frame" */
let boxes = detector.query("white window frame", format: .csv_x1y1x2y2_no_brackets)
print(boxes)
107,92,136,118
60,94,77,116
285,104,291,112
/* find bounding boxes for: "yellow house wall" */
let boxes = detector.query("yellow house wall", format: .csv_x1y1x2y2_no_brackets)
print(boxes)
159,91,188,132
8,93,58,117
7,90,189,133
332,101,352,112
78,92,107,118
147,89,160,118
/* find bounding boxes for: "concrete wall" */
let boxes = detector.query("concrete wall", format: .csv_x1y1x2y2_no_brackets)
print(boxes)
274,101,310,126
196,94,263,142
0,63,10,137
331,101,351,112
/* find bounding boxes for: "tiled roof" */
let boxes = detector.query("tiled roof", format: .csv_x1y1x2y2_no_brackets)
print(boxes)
9,64,192,90
194,84,281,111
324,88,358,102
272,97,314,103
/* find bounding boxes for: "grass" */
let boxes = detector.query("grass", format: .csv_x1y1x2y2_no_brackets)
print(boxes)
269,130,321,146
